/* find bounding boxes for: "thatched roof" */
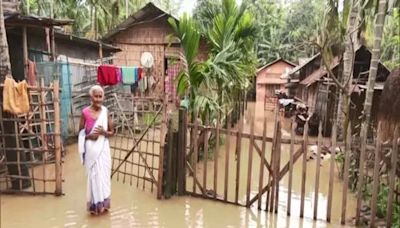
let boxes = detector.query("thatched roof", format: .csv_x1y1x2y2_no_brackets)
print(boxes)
102,2,178,41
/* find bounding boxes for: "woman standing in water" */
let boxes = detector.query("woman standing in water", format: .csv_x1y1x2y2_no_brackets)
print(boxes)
78,85,114,215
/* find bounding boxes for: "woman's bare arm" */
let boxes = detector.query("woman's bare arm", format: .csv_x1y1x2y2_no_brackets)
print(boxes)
79,113,85,131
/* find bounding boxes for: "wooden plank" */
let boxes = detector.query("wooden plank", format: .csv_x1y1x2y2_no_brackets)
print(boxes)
253,142,273,173
177,108,186,195
326,123,337,222
258,109,268,209
234,114,243,204
356,120,368,225
22,26,28,79
246,113,255,206
341,124,352,225
313,122,323,220
300,122,309,218
214,113,220,199
274,121,282,214
287,120,295,216
193,115,199,194
224,114,232,202
156,98,167,199
53,80,62,195
369,124,382,227
203,116,209,198
387,127,399,227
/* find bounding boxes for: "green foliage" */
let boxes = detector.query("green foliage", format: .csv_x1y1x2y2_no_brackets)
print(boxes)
382,8,400,70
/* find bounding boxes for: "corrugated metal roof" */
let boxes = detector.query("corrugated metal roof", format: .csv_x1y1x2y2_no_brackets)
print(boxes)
257,78,286,84
55,32,121,52
257,58,296,73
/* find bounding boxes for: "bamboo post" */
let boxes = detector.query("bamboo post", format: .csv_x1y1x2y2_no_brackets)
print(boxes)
53,80,62,195
267,102,280,211
157,97,168,199
313,121,323,220
214,113,220,199
300,121,309,218
274,121,281,214
22,26,28,80
246,113,255,206
356,121,368,225
203,116,209,198
341,123,352,225
165,119,173,198
177,108,186,195
234,112,243,204
258,109,267,210
193,114,199,194
99,43,103,64
327,123,337,222
287,120,295,216
50,28,56,61
369,124,382,227
224,114,232,202
387,127,399,227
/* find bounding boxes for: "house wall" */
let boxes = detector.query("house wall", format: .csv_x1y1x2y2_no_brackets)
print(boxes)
109,16,208,97
256,61,294,103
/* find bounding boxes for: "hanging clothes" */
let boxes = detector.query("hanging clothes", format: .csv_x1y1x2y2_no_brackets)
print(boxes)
97,65,119,86
137,68,143,81
27,60,37,86
121,67,136,85
3,76,30,114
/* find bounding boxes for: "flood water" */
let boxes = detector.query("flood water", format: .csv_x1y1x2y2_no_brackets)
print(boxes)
1,102,355,228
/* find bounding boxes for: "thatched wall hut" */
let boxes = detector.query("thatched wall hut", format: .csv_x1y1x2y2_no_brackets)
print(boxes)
102,3,208,98
379,69,400,141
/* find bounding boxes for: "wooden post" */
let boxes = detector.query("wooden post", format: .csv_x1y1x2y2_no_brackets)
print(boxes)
341,123,352,225
165,120,173,198
369,124,382,227
327,123,337,222
50,28,56,61
99,43,103,64
287,120,295,216
177,108,187,195
246,113,255,206
53,80,62,195
300,122,309,218
214,113,220,199
157,97,168,199
203,116,209,198
274,121,281,214
313,122,323,220
22,26,28,80
234,111,243,204
387,127,399,227
356,121,368,225
193,113,199,194
258,109,267,210
224,114,232,202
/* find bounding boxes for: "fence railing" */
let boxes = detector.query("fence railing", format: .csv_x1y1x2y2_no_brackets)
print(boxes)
167,105,399,227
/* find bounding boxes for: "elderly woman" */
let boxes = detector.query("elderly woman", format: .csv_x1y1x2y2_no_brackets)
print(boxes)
78,85,114,215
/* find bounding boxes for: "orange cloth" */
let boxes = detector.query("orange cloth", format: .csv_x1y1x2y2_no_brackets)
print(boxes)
2,76,30,114
27,60,37,86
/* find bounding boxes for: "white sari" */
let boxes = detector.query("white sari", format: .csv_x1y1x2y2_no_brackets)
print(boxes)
78,106,111,213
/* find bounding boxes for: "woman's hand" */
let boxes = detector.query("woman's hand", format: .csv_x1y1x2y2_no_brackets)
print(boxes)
93,126,106,136
86,133,99,141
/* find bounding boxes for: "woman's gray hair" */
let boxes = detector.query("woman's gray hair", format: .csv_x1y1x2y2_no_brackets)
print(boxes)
89,85,104,96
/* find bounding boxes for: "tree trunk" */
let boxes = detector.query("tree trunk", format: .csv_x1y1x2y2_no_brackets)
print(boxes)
336,0,361,139
0,0,11,80
361,0,388,137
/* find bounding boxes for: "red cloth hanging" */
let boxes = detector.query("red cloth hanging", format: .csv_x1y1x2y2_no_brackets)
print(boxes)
137,68,143,81
97,65,119,86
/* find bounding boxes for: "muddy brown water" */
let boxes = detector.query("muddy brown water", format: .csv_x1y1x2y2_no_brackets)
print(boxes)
1,102,355,227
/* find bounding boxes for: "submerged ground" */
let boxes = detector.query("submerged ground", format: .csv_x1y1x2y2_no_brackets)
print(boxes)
1,102,354,228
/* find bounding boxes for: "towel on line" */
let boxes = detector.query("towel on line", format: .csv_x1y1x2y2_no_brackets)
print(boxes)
3,76,30,114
